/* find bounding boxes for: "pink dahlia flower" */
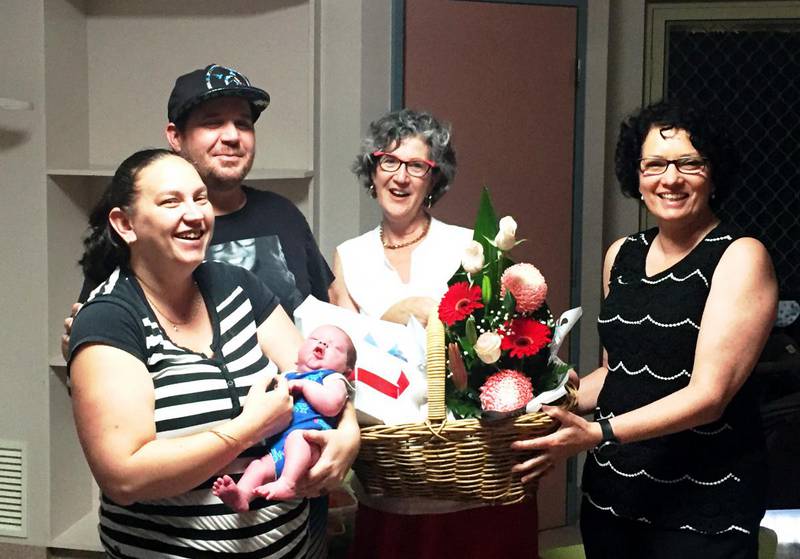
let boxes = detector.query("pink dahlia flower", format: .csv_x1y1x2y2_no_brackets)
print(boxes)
500,263,548,313
479,369,534,413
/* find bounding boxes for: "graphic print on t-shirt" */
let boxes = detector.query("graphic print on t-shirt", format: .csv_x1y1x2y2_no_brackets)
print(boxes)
208,235,304,314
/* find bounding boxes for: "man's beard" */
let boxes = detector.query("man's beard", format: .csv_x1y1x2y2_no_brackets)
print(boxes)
203,172,246,193
188,155,253,193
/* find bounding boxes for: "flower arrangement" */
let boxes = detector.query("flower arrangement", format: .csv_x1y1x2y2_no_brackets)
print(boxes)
438,189,572,419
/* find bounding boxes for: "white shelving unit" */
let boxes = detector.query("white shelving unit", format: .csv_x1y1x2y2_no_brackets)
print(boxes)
43,0,317,550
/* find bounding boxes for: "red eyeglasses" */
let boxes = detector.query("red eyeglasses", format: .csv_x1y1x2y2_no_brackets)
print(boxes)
372,151,437,178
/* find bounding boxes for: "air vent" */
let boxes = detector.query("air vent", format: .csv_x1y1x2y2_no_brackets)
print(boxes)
0,440,25,538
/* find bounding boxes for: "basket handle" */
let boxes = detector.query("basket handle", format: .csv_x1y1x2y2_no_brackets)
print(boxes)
426,310,447,421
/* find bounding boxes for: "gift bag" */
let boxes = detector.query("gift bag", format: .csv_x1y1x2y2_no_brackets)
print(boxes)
293,296,427,425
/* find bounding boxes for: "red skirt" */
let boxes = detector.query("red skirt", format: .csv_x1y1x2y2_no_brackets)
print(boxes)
347,499,539,559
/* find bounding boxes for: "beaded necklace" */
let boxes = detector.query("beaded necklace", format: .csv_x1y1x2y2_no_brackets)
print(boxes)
380,214,431,250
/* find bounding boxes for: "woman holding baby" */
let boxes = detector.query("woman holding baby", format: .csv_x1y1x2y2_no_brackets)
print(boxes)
67,148,359,558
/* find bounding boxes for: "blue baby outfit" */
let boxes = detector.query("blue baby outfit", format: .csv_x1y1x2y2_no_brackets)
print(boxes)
268,369,340,475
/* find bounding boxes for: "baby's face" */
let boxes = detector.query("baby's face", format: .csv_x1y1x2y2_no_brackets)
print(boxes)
296,325,353,373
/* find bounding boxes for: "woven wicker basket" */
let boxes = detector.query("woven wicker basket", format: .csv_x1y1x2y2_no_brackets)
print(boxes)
353,313,576,505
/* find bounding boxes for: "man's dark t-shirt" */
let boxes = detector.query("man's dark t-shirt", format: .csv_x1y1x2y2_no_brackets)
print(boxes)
207,186,333,316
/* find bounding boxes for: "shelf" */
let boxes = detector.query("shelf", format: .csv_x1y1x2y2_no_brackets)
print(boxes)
48,168,116,178
49,509,102,552
248,168,315,180
48,168,314,180
50,357,67,369
0,97,33,111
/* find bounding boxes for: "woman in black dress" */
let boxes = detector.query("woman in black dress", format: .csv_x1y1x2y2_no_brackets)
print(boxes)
513,101,777,558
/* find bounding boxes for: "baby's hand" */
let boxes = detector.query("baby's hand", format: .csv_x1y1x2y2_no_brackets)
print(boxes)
287,379,306,394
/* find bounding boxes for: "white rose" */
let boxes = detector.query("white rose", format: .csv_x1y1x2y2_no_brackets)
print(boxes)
461,240,485,274
474,331,502,364
494,216,517,251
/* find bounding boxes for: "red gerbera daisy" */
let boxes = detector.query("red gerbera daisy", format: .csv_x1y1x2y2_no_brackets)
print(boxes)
500,318,552,358
438,282,484,326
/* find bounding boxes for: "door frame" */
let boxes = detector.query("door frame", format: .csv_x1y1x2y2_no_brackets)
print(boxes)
391,0,588,524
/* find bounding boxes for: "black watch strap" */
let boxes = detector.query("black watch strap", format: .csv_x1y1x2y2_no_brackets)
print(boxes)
598,418,619,444
596,418,621,456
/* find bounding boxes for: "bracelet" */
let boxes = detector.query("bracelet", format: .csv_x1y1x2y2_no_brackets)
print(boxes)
210,428,240,445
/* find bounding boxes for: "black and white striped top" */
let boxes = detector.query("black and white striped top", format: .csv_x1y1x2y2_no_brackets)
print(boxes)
585,223,767,536
69,261,311,558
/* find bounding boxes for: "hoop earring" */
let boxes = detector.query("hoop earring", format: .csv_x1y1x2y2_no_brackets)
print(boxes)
369,184,376,198
425,194,433,208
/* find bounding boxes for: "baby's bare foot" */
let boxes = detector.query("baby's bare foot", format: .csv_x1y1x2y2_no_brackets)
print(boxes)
254,478,298,501
212,475,252,512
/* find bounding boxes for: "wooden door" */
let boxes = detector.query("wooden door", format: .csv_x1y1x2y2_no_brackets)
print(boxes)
403,0,578,529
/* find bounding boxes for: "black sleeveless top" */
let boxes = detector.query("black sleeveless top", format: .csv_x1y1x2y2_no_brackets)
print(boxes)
583,223,766,535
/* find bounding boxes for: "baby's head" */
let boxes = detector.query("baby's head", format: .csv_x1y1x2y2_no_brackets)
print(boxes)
296,325,357,374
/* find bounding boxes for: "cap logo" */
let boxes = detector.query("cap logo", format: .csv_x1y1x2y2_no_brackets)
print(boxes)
205,64,251,91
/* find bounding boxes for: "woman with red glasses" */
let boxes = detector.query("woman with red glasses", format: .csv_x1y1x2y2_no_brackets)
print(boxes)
329,109,541,558
330,109,471,328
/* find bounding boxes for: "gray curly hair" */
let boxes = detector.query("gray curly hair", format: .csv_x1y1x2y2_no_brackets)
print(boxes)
351,109,456,206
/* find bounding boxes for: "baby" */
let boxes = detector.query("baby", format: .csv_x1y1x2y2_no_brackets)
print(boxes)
213,324,356,510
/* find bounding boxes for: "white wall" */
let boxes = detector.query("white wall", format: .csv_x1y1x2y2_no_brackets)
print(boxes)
603,0,646,247
575,1,647,375
315,0,387,263
577,0,610,377
0,0,50,546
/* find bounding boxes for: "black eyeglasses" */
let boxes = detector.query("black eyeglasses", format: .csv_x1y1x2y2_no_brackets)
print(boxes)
372,151,437,178
638,157,708,176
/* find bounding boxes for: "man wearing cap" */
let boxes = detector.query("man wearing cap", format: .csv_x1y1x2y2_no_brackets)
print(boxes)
165,63,332,317
64,64,356,558
72,63,332,310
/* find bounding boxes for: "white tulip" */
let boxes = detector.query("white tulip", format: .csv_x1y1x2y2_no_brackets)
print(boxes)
474,331,502,364
494,216,517,251
461,240,485,274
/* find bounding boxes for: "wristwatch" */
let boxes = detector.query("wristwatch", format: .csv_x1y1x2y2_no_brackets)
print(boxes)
596,418,620,456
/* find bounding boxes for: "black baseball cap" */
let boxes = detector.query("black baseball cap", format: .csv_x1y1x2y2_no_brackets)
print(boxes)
167,64,270,124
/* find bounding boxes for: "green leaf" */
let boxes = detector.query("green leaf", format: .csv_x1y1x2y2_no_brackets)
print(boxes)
458,334,474,355
498,254,515,277
533,360,572,393
473,188,500,247
481,274,492,305
445,386,482,419
449,269,469,285
465,316,478,345
502,290,515,314
474,190,500,270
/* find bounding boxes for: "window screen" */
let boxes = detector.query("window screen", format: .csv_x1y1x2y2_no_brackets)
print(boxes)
665,21,800,299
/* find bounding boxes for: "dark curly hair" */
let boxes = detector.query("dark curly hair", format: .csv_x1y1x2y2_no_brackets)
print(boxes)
79,148,177,285
614,100,739,210
352,108,456,207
